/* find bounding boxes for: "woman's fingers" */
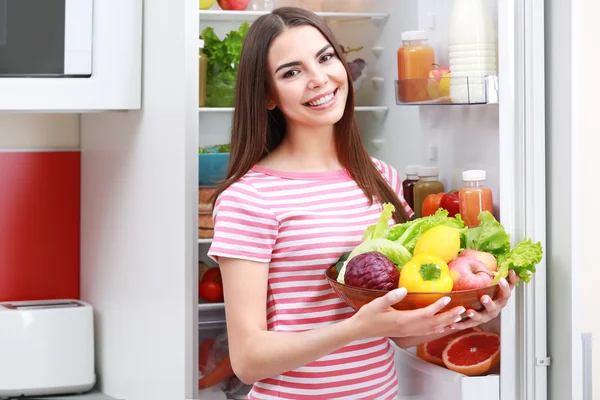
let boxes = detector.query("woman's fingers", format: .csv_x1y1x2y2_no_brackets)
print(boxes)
371,287,407,312
508,270,520,289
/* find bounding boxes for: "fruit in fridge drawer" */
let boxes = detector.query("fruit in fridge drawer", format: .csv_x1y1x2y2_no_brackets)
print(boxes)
199,281,224,303
199,338,216,374
417,326,482,367
200,0,216,9
426,65,451,99
459,249,498,272
413,225,461,263
202,267,222,284
448,257,494,291
442,331,500,376
199,354,235,388
440,191,460,218
217,0,249,10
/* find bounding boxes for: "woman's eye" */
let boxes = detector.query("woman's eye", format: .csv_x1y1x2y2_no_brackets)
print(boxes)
320,53,335,63
283,70,300,79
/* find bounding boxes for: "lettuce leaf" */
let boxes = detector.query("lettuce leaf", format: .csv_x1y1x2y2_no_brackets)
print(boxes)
494,239,543,283
386,209,466,253
464,211,511,256
362,203,395,240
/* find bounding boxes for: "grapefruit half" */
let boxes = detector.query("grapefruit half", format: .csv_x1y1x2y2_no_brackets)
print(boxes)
417,326,482,367
442,331,500,376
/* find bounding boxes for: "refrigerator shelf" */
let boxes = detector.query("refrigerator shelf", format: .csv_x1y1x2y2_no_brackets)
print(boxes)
395,75,499,106
199,10,389,24
198,106,388,114
198,302,225,312
198,238,213,244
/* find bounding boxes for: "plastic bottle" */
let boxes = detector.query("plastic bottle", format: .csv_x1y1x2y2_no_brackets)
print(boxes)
402,164,422,210
199,39,207,107
458,169,494,227
397,31,435,102
413,166,445,218
448,0,497,103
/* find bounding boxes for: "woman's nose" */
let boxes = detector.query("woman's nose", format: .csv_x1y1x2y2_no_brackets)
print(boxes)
307,66,328,89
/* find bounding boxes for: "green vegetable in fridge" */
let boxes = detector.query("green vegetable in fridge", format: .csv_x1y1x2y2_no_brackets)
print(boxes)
200,23,250,107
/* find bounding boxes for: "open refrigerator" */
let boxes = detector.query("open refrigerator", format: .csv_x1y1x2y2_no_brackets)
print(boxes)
196,0,547,399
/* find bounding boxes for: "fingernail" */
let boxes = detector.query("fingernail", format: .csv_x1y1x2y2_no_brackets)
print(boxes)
454,316,463,323
500,278,509,287
482,296,490,304
450,326,456,329
439,329,446,333
457,307,466,315
468,311,475,318
394,287,407,300
443,297,451,306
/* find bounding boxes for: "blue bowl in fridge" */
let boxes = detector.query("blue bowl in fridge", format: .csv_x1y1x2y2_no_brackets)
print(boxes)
198,152,230,186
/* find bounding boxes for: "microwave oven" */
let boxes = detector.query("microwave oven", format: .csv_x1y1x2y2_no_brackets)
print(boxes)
0,0,93,77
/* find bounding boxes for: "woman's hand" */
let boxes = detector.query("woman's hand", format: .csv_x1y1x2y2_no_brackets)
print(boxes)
350,287,468,340
450,269,520,330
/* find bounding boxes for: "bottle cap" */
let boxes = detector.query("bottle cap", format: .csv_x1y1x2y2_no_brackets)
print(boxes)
405,164,422,176
462,169,487,181
401,30,428,42
417,166,439,177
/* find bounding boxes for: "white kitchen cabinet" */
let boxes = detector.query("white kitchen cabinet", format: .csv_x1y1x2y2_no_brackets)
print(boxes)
0,1,142,112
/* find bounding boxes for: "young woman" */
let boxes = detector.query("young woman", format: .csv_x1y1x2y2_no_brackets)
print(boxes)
208,7,519,399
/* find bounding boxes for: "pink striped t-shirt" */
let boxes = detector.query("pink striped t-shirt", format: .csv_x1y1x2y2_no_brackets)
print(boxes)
208,158,414,400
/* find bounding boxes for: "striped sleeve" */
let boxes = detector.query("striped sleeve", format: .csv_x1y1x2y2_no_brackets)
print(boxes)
207,182,279,264
372,158,415,218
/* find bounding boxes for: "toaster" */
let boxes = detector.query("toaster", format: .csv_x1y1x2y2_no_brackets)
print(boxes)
0,299,96,398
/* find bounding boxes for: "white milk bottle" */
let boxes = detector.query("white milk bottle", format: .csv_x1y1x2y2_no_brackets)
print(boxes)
448,0,497,103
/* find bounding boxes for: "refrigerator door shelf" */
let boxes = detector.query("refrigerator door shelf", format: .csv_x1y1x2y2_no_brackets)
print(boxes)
395,75,499,106
394,345,499,400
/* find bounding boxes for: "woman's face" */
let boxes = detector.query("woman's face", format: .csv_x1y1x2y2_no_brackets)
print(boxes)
266,25,349,128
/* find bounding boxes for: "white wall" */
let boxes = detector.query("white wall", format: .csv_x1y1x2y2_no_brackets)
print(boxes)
578,0,599,397
0,114,79,148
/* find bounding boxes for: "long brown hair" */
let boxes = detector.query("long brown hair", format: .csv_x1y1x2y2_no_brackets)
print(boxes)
211,7,410,223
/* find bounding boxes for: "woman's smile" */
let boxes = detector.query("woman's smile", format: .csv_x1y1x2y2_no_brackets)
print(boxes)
303,88,339,110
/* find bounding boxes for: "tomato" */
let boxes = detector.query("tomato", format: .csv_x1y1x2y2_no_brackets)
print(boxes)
199,281,224,303
202,268,222,284
421,192,445,217
440,191,460,217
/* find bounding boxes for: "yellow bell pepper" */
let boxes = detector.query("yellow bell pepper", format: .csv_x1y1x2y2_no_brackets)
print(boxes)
399,253,454,292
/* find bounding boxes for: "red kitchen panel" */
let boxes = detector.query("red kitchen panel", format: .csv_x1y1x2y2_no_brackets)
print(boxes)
0,151,80,302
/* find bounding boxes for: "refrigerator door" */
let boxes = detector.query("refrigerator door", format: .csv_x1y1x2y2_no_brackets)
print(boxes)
497,0,548,399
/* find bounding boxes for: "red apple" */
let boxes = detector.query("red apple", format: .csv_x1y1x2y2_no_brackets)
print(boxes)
459,249,498,272
448,257,494,291
217,0,249,10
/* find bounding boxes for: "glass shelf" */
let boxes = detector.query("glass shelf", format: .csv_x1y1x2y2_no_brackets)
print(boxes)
199,10,389,23
395,75,499,106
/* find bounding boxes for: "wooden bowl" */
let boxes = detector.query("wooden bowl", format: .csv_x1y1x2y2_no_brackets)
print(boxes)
324,265,499,317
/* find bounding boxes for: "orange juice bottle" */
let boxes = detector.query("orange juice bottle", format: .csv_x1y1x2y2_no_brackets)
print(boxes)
397,31,435,102
459,169,494,228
